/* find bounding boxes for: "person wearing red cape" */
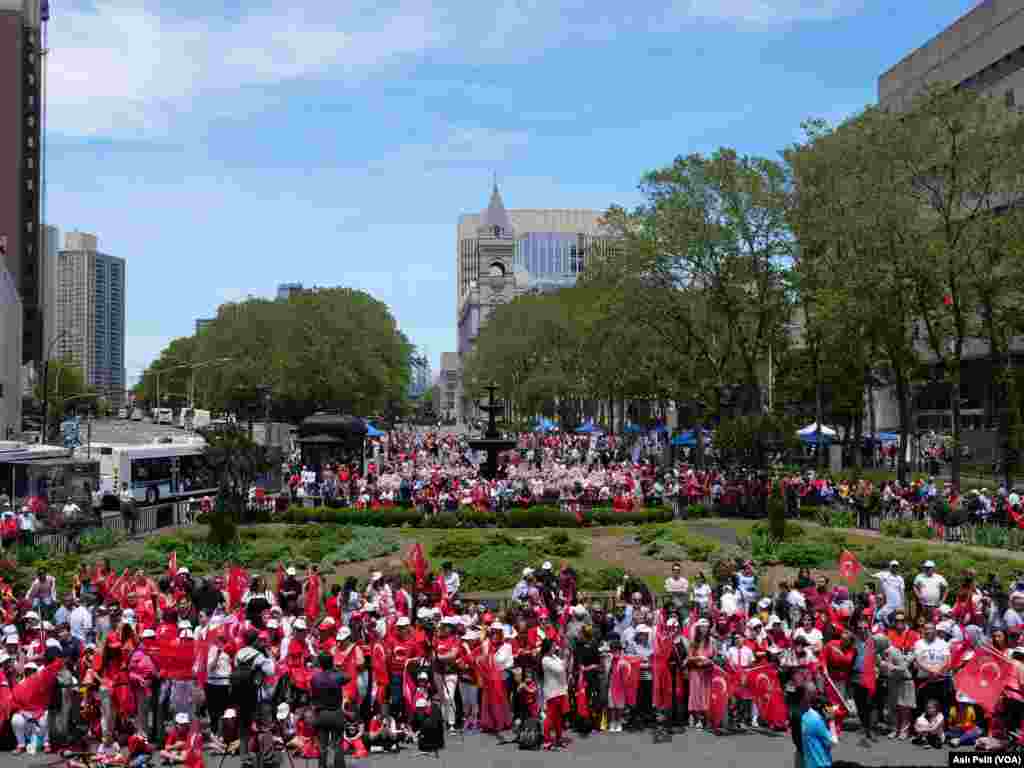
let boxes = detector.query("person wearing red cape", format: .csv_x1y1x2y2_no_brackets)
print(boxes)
477,625,512,734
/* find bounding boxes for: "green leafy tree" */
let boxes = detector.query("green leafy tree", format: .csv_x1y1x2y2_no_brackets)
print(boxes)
199,424,269,544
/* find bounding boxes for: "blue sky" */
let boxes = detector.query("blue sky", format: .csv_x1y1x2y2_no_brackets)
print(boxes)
43,0,980,383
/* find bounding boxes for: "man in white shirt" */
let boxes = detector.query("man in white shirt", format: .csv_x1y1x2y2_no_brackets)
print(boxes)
873,560,905,627
912,561,948,620
664,563,689,607
61,498,81,522
441,562,460,597
69,596,93,642
913,622,950,707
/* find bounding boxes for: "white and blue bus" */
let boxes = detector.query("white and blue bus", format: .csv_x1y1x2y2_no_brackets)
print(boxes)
90,439,216,506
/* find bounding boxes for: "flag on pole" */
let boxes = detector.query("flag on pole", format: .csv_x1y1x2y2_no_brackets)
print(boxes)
168,550,178,580
838,550,862,584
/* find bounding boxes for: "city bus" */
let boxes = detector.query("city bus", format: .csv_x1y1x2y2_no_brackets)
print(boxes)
89,439,216,505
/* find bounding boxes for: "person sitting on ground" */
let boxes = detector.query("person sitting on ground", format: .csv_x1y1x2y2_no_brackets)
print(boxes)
366,713,402,754
912,699,945,749
945,699,981,748
160,714,191,763
210,710,239,755
411,697,445,753
96,734,127,766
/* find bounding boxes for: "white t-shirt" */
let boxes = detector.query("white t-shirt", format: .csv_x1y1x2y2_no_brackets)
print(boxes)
692,583,712,608
542,655,568,700
793,627,824,653
665,576,689,595
913,573,948,607
913,637,950,675
874,570,905,609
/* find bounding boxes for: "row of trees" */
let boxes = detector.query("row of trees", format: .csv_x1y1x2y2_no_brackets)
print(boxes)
463,85,1024,486
139,287,415,423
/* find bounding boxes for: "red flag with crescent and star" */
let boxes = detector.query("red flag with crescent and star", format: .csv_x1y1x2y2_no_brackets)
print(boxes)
838,550,862,584
708,664,732,729
747,663,787,728
955,644,1016,713
822,671,850,736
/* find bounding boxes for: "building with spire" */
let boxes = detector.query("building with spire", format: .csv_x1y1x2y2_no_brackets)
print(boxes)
455,184,615,423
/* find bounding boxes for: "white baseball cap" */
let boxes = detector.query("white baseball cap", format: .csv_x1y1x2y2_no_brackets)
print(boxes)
223,709,237,719
923,560,936,568
0,653,11,665
371,571,383,581
337,627,352,641
293,618,307,631
177,567,190,575
542,561,552,570
286,567,297,576
141,628,156,639
889,560,900,567
175,713,190,725
396,616,411,627
276,703,290,720
522,568,534,578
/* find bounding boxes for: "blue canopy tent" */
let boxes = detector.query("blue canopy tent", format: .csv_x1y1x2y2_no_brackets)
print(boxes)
798,432,833,445
623,423,642,434
534,417,556,433
671,429,713,447
576,421,603,435
652,423,669,434
364,422,385,437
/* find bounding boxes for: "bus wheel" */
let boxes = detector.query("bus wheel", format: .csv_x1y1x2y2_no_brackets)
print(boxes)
146,487,159,505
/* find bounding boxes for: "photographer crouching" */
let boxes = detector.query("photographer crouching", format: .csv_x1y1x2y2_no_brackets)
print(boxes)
311,652,350,768
232,632,276,768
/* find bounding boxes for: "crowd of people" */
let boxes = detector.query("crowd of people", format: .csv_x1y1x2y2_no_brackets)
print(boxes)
4,538,1024,768
279,429,1023,535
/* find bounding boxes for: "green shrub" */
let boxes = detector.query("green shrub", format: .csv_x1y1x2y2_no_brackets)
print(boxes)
77,528,126,553
432,512,459,529
686,503,711,519
752,521,805,541
540,531,584,558
880,519,935,541
775,541,837,568
579,566,626,590
460,547,533,591
431,533,489,561
817,508,855,529
969,525,1010,549
645,541,689,561
709,546,745,585
323,528,401,566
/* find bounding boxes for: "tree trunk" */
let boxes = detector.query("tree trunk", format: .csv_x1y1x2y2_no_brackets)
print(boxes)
895,368,909,484
867,368,877,469
951,356,962,491
815,355,825,472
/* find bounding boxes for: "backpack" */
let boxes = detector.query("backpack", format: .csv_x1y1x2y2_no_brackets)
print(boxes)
518,718,542,751
230,655,264,698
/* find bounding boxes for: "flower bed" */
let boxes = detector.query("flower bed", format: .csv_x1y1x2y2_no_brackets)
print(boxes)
276,504,674,528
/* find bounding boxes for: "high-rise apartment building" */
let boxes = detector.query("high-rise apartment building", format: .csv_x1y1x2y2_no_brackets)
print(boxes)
0,266,21,438
54,231,126,402
455,185,616,422
0,0,44,367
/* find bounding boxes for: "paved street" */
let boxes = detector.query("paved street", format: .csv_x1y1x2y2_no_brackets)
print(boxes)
0,729,947,768
84,418,196,445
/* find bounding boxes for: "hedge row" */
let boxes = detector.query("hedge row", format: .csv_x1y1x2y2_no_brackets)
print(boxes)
276,504,675,528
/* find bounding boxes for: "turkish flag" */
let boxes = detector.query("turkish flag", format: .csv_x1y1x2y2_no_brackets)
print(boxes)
747,664,787,728
167,550,177,580
822,672,850,736
838,550,862,584
955,644,1016,712
184,721,204,768
304,572,321,622
276,563,286,595
405,544,428,588
862,635,877,696
708,665,732,729
575,673,591,719
227,566,248,611
12,659,61,713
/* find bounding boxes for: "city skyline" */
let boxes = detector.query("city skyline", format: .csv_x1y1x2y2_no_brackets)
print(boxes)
40,0,983,381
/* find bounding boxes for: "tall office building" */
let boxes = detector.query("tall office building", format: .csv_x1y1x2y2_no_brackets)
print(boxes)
873,0,1024,441
455,184,616,422
54,231,126,403
879,0,1024,111
439,352,459,422
277,282,303,300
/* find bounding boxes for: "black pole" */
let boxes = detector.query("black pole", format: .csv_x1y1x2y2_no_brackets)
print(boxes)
41,359,50,444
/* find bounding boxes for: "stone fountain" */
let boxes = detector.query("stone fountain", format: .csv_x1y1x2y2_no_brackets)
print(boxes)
468,383,516,480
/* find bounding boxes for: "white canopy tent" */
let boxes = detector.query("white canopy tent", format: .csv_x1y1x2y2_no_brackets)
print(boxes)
797,423,838,437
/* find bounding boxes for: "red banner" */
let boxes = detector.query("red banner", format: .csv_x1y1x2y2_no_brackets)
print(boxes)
227,566,248,612
405,544,428,589
168,550,178,580
12,659,61,713
305,573,321,623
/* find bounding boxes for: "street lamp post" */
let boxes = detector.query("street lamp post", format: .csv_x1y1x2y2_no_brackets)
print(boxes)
41,330,71,445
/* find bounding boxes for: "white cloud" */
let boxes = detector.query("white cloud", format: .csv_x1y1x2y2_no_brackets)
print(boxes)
46,0,451,137
681,0,862,23
45,0,866,140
